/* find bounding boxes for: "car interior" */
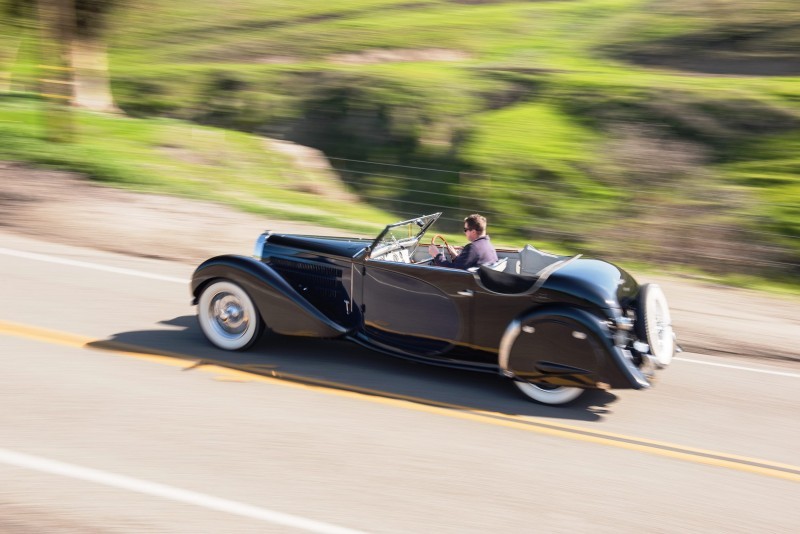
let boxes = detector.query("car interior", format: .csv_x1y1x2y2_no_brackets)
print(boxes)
372,240,584,295
366,214,580,295
373,239,565,273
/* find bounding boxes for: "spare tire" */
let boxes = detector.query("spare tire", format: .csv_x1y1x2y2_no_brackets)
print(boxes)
635,284,674,368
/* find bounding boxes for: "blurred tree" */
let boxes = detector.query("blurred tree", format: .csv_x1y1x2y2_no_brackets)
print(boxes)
0,0,35,91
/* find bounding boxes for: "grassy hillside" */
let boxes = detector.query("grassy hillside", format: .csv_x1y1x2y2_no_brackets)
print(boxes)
1,0,798,282
0,96,390,234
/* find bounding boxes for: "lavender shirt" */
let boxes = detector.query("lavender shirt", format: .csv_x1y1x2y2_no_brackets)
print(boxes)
433,235,498,270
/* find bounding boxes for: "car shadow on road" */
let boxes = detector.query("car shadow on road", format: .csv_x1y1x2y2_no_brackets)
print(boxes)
87,315,619,422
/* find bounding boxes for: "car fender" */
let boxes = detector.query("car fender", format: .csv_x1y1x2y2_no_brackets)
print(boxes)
498,305,650,390
542,258,637,310
192,255,349,338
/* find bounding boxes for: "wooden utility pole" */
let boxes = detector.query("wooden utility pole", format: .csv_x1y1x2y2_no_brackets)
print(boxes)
37,0,76,141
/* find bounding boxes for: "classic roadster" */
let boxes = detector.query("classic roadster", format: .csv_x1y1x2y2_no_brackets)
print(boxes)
191,213,676,405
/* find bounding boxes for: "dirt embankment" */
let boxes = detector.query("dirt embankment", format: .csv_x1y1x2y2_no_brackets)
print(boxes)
1,161,798,364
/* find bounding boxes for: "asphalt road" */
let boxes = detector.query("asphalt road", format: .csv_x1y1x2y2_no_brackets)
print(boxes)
1,231,799,533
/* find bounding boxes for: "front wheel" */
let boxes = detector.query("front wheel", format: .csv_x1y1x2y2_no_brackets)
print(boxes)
197,280,262,351
513,381,584,405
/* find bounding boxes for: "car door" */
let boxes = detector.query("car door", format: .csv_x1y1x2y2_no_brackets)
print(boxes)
358,260,475,357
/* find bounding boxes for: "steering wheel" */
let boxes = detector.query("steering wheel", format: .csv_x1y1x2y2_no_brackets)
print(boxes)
429,234,454,260
430,234,450,249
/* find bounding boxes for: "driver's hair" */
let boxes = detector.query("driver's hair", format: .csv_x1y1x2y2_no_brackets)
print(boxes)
464,214,487,234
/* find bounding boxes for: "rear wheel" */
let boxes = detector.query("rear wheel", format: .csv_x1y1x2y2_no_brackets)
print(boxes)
513,381,584,405
499,314,589,406
637,284,674,368
198,280,262,351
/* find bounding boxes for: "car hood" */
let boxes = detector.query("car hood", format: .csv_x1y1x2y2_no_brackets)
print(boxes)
543,258,639,309
265,234,373,258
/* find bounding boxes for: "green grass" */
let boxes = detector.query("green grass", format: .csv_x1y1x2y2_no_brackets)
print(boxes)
105,4,800,188
0,96,391,234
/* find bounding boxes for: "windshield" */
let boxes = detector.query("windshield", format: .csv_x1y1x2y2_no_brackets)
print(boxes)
370,213,441,257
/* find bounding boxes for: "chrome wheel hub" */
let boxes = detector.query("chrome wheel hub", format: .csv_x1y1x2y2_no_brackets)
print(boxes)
210,293,248,336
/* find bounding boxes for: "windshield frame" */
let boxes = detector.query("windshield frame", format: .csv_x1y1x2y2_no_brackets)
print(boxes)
369,213,441,258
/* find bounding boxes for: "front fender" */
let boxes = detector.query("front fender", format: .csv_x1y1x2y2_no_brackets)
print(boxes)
498,305,650,390
192,255,349,338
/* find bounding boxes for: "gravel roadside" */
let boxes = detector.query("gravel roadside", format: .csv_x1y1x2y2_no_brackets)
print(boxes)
2,162,798,364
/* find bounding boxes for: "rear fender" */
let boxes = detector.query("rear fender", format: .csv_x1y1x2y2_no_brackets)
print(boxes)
498,305,650,390
192,255,349,338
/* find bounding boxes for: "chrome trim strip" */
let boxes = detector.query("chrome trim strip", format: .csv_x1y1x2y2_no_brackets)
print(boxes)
349,263,355,314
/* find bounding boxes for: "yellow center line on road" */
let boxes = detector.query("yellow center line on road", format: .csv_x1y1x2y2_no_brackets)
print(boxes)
2,319,799,483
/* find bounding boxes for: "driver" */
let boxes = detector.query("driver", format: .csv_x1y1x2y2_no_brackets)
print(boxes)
428,213,498,270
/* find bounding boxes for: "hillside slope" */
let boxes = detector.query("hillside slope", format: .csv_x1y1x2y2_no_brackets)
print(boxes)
1,0,798,281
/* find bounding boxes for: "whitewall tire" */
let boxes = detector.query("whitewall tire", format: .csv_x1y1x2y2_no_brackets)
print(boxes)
198,280,261,351
638,284,674,368
513,381,584,405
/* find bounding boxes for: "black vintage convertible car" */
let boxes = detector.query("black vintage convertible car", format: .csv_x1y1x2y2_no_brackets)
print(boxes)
191,213,676,405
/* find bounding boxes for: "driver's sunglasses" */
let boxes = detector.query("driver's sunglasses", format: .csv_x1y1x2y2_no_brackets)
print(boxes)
463,227,471,232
